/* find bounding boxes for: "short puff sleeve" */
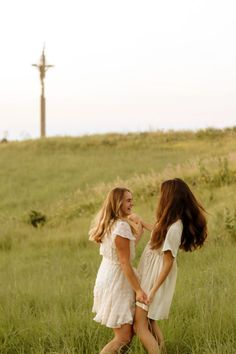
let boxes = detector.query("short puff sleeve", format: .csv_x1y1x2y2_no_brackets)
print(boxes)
112,221,136,241
162,220,183,257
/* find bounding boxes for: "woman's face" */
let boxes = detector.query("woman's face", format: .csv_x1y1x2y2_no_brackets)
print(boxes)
120,191,133,217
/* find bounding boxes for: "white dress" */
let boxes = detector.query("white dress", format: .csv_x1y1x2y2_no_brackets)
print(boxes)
136,220,183,320
92,220,136,328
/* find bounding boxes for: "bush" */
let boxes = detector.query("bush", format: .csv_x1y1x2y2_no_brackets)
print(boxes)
28,210,47,228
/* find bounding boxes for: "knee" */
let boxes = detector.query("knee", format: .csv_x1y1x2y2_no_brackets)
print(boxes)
117,330,133,346
122,332,133,345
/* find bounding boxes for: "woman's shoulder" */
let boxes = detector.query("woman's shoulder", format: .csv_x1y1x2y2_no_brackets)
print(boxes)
165,219,183,240
162,219,183,256
115,219,131,229
169,219,183,231
112,219,135,240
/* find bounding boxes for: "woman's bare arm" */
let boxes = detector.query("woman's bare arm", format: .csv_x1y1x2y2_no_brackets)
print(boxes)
141,220,154,232
148,250,174,303
115,236,147,303
129,213,153,232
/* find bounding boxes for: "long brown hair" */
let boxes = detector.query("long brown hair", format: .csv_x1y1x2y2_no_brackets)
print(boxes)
89,187,134,243
150,178,207,251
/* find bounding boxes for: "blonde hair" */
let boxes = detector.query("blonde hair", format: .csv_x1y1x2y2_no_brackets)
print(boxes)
89,187,134,243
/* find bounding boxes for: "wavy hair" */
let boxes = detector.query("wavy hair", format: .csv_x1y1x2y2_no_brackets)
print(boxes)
150,178,207,251
89,187,135,243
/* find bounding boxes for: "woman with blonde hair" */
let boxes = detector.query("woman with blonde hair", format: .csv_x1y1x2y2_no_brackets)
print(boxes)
89,187,147,354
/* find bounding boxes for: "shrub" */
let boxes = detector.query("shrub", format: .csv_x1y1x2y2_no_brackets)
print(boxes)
28,210,47,228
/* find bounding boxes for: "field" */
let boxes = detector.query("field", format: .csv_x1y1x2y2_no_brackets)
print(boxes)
0,128,236,353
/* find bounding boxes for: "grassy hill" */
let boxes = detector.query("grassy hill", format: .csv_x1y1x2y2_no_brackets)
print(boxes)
0,128,236,353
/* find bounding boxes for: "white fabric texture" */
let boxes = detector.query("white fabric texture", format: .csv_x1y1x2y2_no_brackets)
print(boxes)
136,219,183,320
92,220,136,328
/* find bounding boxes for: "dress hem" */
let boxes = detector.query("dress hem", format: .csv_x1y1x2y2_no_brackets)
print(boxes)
147,315,169,321
93,315,133,328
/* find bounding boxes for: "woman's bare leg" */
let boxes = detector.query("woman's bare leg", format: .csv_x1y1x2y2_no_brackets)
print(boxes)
134,306,159,354
148,320,165,353
100,324,133,354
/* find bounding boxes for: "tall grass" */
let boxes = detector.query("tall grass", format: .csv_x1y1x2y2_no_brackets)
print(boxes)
0,128,235,353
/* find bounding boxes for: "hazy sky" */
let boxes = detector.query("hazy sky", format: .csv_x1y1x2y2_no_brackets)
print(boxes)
0,0,236,140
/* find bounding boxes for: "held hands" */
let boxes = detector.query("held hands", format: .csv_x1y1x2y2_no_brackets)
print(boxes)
147,289,156,305
136,288,148,305
136,288,155,305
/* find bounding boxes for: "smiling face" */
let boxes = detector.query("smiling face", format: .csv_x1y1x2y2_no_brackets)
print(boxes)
120,191,133,217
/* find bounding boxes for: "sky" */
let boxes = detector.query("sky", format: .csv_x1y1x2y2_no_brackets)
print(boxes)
0,0,236,140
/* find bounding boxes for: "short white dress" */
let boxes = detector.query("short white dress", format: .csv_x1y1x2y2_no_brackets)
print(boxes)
92,220,136,328
136,219,183,320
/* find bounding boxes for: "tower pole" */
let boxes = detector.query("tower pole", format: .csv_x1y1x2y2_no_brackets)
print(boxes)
41,81,46,137
32,46,54,138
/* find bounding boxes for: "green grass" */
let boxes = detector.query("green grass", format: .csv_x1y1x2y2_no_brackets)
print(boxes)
0,128,236,353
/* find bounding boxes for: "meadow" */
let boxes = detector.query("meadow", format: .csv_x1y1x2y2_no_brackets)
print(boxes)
0,128,236,353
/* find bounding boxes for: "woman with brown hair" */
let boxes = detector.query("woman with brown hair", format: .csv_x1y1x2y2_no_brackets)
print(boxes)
89,187,147,354
134,178,208,354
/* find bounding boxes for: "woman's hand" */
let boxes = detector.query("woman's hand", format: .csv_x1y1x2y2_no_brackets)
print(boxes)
135,221,144,241
129,214,153,232
128,214,144,242
147,290,156,305
136,289,148,304
128,213,142,224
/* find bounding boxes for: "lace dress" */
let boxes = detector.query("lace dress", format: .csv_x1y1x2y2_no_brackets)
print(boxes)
136,220,183,320
92,220,136,328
